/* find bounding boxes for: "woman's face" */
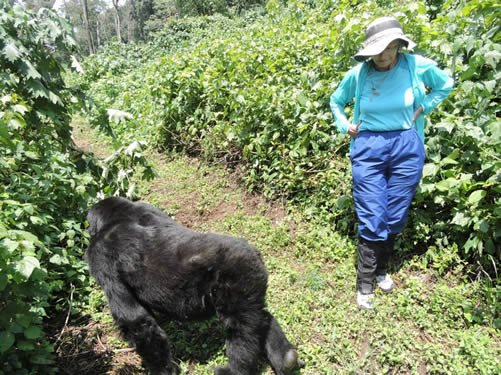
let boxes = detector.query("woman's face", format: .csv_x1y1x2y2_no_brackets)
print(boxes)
373,40,401,71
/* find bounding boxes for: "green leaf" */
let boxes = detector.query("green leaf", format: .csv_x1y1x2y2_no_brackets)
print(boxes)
436,179,453,192
0,331,15,353
3,238,18,252
19,60,42,80
468,190,486,204
440,157,458,166
17,340,35,351
336,196,352,209
0,120,13,147
24,326,42,340
15,314,32,329
16,256,40,279
297,92,308,107
49,254,68,265
71,55,84,74
422,163,438,178
30,216,44,225
11,230,40,242
451,212,470,226
2,43,21,62
26,79,49,99
484,50,501,69
48,90,62,105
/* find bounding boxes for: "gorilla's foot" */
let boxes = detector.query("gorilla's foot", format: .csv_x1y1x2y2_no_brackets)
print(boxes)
213,365,232,375
281,349,305,374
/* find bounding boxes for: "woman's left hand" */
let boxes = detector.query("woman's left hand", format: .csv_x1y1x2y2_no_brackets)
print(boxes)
412,106,424,124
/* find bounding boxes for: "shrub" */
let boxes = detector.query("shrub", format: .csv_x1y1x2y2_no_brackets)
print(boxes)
0,3,154,373
76,0,500,277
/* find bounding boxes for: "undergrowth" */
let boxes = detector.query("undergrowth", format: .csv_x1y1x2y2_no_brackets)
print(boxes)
74,123,500,374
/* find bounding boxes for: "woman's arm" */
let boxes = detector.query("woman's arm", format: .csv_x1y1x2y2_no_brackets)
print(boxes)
330,69,358,134
417,57,454,115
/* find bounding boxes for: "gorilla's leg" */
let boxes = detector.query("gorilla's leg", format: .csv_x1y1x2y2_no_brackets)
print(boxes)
214,310,263,375
96,270,177,375
262,311,304,375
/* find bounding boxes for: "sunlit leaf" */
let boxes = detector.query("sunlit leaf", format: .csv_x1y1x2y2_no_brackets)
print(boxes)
468,190,486,204
16,256,40,279
2,42,21,62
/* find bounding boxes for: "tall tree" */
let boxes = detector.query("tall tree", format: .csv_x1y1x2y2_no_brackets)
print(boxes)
81,0,95,53
128,0,154,41
24,0,56,11
112,0,121,42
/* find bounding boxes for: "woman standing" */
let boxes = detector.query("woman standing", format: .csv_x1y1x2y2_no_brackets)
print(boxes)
330,17,453,310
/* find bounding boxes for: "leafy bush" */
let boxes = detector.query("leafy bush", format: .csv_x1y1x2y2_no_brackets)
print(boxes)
0,3,154,373
76,0,499,277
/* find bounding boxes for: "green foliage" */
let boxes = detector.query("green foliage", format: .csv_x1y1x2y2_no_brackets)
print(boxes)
411,0,500,274
76,0,499,279
113,153,500,374
174,0,266,17
0,2,154,373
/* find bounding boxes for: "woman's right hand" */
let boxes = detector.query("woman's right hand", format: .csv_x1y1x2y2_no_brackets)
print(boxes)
348,122,360,138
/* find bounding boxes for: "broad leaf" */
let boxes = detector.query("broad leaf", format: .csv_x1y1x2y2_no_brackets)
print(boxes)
0,331,15,353
19,61,42,80
468,190,486,204
2,42,21,62
23,326,42,340
16,256,40,279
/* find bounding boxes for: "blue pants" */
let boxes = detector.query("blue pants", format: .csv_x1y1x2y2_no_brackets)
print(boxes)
351,128,425,242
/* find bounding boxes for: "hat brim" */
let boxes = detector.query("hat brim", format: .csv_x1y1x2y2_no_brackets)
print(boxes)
354,35,416,62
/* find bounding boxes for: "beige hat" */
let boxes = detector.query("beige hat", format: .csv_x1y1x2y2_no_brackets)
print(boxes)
354,17,416,62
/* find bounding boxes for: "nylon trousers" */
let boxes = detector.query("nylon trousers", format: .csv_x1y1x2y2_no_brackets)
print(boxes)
351,128,425,293
351,128,425,242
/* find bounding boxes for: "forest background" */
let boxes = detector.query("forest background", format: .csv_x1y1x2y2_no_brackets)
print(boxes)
0,0,499,374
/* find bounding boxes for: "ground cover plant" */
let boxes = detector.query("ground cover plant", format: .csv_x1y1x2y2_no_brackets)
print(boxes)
63,125,500,374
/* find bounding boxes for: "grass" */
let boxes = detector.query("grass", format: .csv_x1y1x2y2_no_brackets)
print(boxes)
65,121,500,375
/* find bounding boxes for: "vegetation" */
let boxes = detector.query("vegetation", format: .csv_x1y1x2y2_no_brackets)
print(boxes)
1,0,499,374
60,136,500,374
75,0,500,277
21,0,268,54
0,3,153,373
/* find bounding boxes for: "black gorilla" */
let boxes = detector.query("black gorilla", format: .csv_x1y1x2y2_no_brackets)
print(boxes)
86,197,304,375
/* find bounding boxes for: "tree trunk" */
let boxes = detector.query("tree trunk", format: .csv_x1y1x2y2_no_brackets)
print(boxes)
96,16,101,47
112,0,122,43
129,0,140,41
81,0,95,54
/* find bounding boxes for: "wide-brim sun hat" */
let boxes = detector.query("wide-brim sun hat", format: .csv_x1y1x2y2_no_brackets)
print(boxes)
354,16,417,62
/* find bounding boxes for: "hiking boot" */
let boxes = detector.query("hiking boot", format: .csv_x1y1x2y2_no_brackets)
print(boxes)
376,274,394,293
357,291,374,310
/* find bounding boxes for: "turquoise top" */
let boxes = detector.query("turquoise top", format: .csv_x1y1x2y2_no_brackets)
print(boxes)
359,56,414,131
330,53,454,143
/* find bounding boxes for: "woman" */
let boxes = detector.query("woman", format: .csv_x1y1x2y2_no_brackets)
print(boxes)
330,17,453,310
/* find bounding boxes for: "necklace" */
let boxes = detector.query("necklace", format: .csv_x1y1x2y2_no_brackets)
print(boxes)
369,57,398,101
370,70,390,101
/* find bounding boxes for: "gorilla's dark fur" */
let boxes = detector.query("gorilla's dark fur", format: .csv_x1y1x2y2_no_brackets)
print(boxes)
86,197,304,375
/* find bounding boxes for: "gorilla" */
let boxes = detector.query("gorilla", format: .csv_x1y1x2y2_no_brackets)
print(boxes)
86,196,304,375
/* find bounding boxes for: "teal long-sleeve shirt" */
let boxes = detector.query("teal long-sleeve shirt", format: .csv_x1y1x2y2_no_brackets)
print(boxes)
330,53,454,143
